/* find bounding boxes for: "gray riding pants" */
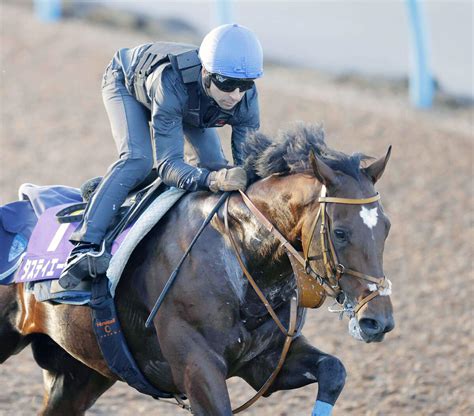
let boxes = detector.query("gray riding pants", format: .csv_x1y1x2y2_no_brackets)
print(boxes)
70,66,226,245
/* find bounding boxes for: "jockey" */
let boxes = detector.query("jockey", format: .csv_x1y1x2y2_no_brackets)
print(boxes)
59,24,263,289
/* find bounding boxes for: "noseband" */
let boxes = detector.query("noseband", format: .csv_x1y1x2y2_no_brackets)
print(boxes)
304,185,388,314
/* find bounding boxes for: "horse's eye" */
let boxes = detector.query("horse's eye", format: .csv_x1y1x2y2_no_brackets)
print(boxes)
334,229,347,241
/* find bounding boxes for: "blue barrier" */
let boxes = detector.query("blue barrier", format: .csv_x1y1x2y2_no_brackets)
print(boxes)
406,0,434,108
216,0,233,24
34,0,62,22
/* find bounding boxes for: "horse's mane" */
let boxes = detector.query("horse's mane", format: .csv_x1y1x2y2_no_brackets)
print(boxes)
242,122,372,183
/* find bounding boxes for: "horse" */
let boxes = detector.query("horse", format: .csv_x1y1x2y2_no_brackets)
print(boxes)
0,123,394,415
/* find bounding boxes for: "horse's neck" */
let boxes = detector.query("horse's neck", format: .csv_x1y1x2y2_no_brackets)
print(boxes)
232,174,319,282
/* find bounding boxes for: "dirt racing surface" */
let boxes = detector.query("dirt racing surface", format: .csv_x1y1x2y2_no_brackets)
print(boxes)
1,4,473,415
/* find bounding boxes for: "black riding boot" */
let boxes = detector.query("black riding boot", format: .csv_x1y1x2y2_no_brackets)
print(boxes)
58,242,111,290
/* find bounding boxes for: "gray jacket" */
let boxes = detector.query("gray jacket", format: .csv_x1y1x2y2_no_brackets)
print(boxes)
109,43,260,191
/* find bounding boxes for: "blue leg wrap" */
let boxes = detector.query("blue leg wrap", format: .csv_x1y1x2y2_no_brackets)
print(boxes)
312,400,333,416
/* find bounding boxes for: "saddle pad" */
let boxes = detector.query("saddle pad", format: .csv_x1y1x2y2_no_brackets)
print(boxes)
15,187,186,303
13,203,128,283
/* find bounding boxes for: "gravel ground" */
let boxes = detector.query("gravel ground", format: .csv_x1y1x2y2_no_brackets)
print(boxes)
1,4,473,416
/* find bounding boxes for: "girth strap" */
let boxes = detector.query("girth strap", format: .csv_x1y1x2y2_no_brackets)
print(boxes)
90,275,174,399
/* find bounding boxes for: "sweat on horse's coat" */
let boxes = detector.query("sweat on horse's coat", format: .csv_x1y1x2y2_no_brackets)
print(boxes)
219,246,247,302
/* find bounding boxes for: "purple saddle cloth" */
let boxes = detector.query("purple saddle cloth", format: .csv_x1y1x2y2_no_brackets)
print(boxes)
0,184,83,285
10,184,131,285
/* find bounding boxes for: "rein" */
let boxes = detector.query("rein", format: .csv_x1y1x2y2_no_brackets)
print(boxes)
223,196,298,413
220,186,388,413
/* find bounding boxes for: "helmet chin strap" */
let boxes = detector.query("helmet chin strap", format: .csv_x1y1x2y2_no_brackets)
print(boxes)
202,68,212,90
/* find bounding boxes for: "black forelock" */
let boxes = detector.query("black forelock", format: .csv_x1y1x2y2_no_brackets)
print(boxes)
242,122,372,183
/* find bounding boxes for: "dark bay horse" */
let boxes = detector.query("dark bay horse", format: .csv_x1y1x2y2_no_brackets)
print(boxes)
0,124,394,415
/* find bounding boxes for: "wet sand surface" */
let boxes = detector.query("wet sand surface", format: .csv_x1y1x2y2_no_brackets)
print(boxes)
1,4,473,415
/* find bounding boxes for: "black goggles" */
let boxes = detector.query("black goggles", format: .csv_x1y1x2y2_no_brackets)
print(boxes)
210,73,255,92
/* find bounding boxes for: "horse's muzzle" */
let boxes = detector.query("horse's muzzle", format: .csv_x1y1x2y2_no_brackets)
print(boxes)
358,314,395,343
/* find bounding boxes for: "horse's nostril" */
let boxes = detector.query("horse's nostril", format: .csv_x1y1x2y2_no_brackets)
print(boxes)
384,318,395,333
359,318,381,335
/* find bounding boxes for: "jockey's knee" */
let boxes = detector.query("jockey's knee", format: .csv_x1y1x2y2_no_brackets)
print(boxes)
118,155,154,186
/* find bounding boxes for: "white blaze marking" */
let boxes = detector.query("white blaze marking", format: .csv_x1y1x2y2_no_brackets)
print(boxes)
359,206,378,229
47,223,70,252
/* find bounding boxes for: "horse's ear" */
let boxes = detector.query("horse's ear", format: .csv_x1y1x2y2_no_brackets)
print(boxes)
309,150,339,188
363,145,392,184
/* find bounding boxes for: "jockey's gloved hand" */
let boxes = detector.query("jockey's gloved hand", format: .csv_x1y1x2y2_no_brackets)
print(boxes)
207,167,247,192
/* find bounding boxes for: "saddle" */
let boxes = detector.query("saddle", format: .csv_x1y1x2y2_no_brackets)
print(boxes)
0,171,168,289
56,172,166,290
57,170,166,244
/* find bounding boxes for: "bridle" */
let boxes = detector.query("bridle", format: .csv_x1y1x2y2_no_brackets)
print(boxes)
231,186,389,317
222,185,389,413
303,185,389,315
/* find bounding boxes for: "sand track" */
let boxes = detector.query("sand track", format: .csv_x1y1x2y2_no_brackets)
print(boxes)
1,5,472,415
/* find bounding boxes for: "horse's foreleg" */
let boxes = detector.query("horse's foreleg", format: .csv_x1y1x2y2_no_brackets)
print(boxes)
237,335,346,416
31,335,115,415
159,320,232,416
